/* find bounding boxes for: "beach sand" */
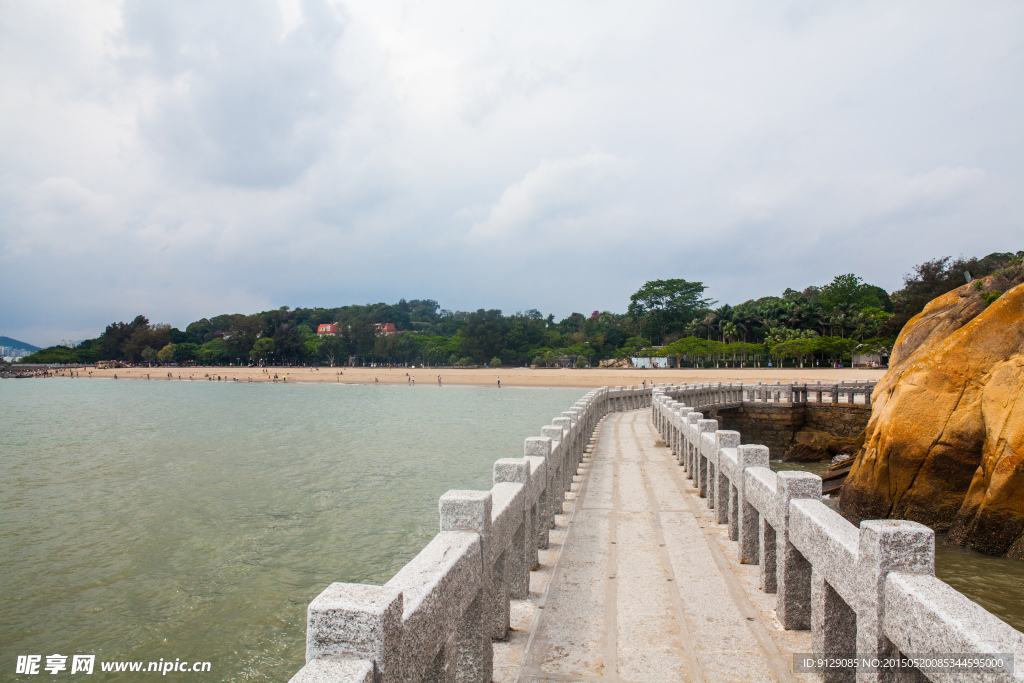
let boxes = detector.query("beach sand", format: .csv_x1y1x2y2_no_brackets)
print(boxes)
71,365,887,387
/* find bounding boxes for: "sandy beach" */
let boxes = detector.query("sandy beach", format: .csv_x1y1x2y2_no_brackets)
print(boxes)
63,365,888,387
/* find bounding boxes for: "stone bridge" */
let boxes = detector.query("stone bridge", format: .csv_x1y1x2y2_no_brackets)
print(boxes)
290,384,1023,682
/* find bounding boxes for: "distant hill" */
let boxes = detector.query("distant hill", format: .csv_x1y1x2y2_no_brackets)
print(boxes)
0,336,41,352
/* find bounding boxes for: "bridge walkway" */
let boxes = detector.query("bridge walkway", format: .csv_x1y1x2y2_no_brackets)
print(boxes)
495,409,812,683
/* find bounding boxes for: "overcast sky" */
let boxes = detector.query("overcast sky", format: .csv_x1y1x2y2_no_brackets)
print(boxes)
1,1,1021,346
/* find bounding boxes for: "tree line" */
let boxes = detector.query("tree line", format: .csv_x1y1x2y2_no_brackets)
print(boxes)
18,251,1022,368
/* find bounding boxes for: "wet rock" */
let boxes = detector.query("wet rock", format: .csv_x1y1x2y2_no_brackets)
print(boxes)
781,429,863,463
841,280,1024,557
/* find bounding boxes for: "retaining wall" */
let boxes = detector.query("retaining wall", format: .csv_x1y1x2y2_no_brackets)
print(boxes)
804,404,872,439
652,388,1024,682
661,380,876,457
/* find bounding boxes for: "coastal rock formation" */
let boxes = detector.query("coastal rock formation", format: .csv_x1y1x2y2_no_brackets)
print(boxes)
841,280,1024,557
782,428,863,463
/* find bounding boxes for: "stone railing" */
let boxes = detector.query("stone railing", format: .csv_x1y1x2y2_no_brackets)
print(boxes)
290,385,653,682
658,379,878,409
652,390,1024,681
605,384,654,411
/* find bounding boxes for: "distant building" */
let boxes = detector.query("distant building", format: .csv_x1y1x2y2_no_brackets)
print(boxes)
631,356,671,369
372,323,397,335
317,324,339,336
852,352,887,368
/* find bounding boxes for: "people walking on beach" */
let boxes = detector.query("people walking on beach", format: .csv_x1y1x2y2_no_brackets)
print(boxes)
411,376,415,385
497,376,501,388
437,375,441,385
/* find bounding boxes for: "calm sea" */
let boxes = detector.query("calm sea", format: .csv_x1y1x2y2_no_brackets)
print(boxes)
1,378,584,681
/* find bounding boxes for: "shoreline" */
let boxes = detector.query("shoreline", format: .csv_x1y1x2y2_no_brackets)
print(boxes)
33,365,888,387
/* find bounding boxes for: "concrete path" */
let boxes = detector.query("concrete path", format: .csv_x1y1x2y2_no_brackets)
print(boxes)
495,409,813,683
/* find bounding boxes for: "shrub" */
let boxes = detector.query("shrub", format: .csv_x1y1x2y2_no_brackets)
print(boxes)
490,357,502,367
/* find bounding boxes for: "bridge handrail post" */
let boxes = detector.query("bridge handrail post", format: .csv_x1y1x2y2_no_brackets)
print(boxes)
438,490,494,680
300,583,403,683
493,459,531,603
525,437,554,548
735,445,770,564
696,419,718,499
776,471,821,630
713,431,741,525
855,520,934,682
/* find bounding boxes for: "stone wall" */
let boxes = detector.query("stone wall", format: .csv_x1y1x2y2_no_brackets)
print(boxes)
804,404,871,439
713,406,804,456
714,404,870,457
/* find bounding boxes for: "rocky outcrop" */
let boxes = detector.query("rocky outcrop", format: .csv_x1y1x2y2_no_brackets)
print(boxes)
841,280,1024,557
782,429,863,463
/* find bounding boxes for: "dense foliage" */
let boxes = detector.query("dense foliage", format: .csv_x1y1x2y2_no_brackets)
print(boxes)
19,251,1021,368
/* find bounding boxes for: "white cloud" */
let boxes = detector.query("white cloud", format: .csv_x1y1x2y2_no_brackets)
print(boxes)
469,152,633,241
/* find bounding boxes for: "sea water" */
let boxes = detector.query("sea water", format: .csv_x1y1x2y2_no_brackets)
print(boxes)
0,378,584,680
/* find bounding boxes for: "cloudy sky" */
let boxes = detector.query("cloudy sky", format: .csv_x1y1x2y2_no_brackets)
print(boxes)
1,0,1021,345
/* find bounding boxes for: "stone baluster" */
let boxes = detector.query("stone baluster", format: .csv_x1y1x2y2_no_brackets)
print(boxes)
493,459,530,601
854,521,935,683
696,419,718,498
736,445,769,564
713,430,741,524
776,471,822,630
439,490,493,682
304,584,404,682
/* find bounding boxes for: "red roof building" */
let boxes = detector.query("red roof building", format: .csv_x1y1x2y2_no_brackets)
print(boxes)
317,324,339,336
372,323,397,335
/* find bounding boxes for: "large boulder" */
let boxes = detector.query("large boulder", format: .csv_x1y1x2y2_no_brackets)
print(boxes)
840,280,1024,557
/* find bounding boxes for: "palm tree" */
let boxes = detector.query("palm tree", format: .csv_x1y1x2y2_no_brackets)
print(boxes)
703,312,718,341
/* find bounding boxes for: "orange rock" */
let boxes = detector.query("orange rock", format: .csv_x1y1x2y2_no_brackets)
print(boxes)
841,280,1024,556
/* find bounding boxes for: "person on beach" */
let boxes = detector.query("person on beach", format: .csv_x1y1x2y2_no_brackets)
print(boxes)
411,376,415,385
497,377,500,388
437,375,441,385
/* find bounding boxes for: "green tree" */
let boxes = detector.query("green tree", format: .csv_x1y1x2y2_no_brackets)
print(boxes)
318,334,345,366
98,315,150,359
157,343,175,363
250,337,276,364
462,309,507,364
627,279,714,344
198,338,230,365
173,342,199,364
771,339,816,367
